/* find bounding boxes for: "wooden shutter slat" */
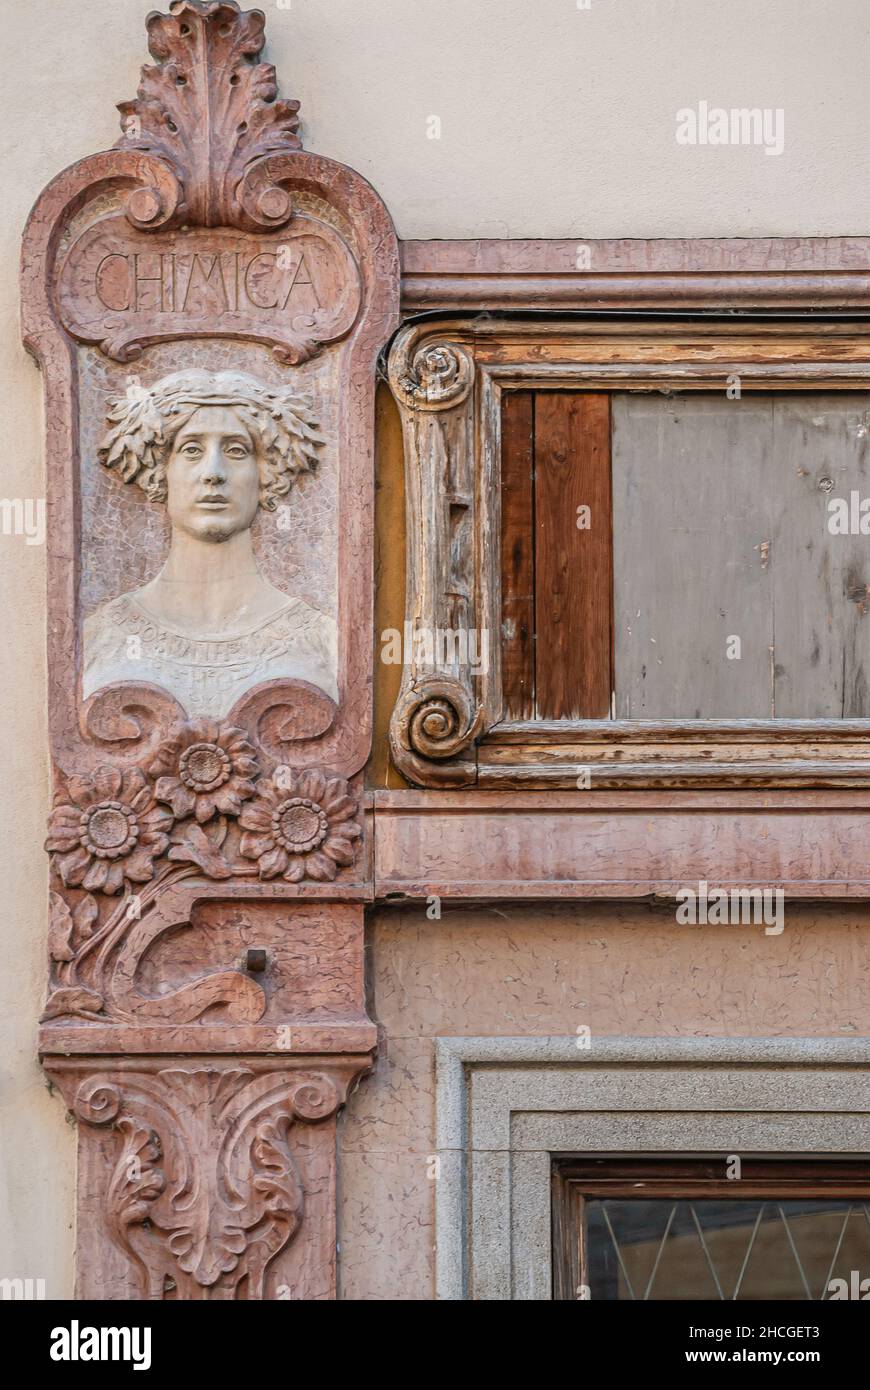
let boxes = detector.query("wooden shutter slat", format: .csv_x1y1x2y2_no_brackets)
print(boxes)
500,391,536,719
534,393,613,719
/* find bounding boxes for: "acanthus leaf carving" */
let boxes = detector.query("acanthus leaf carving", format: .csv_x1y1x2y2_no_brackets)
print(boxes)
73,1067,326,1299
117,0,302,233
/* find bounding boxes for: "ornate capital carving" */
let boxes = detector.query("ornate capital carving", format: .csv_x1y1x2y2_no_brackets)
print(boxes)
50,1061,363,1300
117,0,302,233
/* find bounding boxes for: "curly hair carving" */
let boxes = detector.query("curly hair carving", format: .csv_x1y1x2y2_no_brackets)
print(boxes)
98,369,324,511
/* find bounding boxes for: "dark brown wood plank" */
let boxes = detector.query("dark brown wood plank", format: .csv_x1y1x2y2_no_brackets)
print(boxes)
500,391,535,719
534,393,612,719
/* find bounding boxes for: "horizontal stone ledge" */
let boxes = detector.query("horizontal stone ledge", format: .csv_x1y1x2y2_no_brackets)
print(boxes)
39,1021,378,1056
371,790,870,901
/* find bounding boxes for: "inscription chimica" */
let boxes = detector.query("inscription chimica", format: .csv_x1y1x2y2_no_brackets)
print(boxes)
56,217,362,363
94,247,320,315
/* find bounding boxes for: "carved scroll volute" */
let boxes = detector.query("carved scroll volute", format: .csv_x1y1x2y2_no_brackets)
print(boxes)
387,332,484,786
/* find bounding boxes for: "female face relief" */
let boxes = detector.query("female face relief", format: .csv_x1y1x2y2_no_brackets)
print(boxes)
83,370,339,714
165,405,262,544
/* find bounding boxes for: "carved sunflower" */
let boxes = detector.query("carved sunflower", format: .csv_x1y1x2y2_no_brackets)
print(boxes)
45,767,173,895
149,720,260,823
239,768,361,882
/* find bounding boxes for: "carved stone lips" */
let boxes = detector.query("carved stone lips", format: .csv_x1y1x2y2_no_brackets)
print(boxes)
197,494,229,507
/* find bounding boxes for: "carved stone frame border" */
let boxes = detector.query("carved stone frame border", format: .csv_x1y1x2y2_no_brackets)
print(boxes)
22,148,398,783
388,317,870,787
433,1036,870,1301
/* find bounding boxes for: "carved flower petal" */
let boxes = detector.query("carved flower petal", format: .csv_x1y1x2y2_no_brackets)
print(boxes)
56,846,91,887
81,858,110,892
92,766,123,800
321,777,351,811
323,835,358,866
156,778,196,819
231,755,259,777
123,847,157,883
65,775,98,809
103,861,127,895
322,795,357,824
171,788,196,819
141,831,169,860
120,767,149,804
304,851,338,882
239,802,274,832
141,804,173,831
213,790,242,817
45,830,83,853
46,808,83,837
258,845,289,879
223,731,256,757
282,858,305,882
194,796,217,824
148,737,184,776
240,831,276,861
297,770,327,804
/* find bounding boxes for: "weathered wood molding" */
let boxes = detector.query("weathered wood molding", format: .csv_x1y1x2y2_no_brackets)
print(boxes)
387,328,485,786
400,237,870,313
387,317,870,789
24,0,398,1300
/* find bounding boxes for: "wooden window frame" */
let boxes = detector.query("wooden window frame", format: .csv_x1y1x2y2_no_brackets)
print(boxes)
387,315,870,788
551,1154,870,1300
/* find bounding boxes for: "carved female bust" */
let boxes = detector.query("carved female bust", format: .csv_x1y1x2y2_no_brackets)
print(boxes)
83,369,338,716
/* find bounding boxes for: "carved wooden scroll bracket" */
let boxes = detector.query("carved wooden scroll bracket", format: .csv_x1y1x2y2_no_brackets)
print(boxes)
387,329,485,786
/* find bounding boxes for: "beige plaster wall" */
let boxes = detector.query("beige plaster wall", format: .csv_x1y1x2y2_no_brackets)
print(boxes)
339,903,870,1299
1,0,868,1297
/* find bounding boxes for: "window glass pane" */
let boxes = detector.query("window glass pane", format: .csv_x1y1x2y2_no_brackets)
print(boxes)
585,1198,870,1300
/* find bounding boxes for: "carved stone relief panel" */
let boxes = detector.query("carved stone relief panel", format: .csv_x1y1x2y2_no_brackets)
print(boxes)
22,0,398,1299
78,343,341,720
